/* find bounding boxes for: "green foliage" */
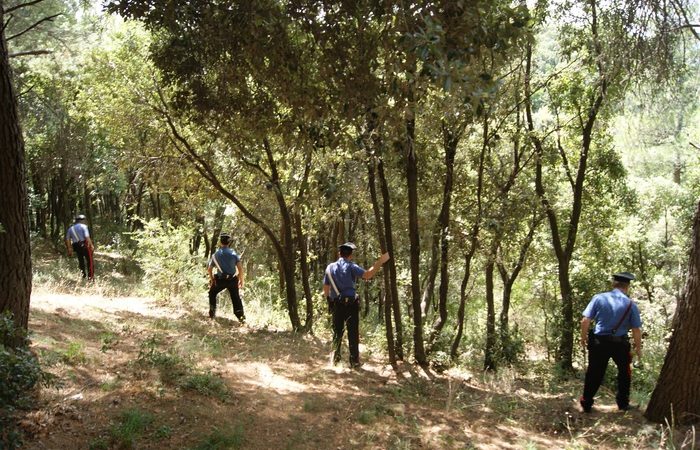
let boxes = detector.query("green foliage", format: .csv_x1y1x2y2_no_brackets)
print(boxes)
58,341,88,365
109,408,155,449
136,334,187,384
179,372,229,400
189,426,245,450
0,313,52,449
100,332,118,352
131,219,204,302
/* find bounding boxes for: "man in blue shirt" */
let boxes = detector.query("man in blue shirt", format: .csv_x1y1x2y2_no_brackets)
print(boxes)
323,242,390,368
64,214,94,280
579,272,643,413
207,233,245,323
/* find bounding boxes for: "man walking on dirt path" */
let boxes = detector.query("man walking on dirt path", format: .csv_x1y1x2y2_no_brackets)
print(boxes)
323,242,390,368
207,233,245,323
65,214,94,280
579,272,642,413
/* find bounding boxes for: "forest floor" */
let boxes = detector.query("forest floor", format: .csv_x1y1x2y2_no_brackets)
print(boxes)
14,248,695,449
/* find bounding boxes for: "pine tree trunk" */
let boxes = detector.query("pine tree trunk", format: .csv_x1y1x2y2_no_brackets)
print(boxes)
645,199,700,424
0,11,32,335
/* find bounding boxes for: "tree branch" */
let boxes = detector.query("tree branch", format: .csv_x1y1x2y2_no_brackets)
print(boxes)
7,13,61,41
670,0,700,41
9,49,51,58
5,0,48,14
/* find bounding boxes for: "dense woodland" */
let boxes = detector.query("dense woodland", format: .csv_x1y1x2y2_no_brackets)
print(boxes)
2,0,700,445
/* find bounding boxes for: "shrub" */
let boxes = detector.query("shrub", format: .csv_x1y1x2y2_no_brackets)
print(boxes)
109,408,154,448
131,219,203,302
0,313,52,449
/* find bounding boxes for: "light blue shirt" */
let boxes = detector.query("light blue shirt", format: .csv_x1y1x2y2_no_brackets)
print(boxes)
323,258,365,299
65,223,90,243
208,247,241,275
582,288,642,336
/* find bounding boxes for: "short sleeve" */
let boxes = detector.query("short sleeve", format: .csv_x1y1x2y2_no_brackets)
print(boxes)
82,224,90,238
350,263,365,279
629,304,642,328
582,296,598,319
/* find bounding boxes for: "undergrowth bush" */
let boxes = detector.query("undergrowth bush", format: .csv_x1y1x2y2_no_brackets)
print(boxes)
131,219,204,302
0,313,54,449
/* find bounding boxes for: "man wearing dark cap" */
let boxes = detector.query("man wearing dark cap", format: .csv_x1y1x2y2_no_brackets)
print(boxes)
323,242,390,368
65,214,94,280
579,272,642,413
207,233,245,323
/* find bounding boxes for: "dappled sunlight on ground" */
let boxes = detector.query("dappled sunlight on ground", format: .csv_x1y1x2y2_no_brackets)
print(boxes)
18,280,685,449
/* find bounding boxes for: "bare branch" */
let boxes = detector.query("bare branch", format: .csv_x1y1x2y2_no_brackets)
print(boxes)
5,0,48,14
2,16,13,34
671,0,700,41
7,13,61,41
690,142,700,151
9,49,51,58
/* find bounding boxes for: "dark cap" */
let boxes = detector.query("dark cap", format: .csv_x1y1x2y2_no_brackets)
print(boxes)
219,233,231,243
338,242,357,251
75,214,86,221
612,272,635,283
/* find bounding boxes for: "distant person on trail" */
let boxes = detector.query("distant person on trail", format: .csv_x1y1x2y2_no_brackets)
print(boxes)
65,214,94,280
207,233,245,323
579,272,642,413
323,242,390,368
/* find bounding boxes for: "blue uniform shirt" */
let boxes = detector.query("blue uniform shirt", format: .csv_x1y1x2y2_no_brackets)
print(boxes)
65,223,90,243
323,258,366,299
208,247,241,275
582,288,642,336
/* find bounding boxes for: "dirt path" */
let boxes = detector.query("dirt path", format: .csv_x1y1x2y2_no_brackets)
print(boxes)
18,286,658,450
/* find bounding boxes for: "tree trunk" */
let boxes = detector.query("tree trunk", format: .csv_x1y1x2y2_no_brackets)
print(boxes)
645,199,700,424
405,92,426,365
208,204,225,258
0,12,32,335
451,253,474,360
484,259,497,371
427,122,459,351
377,154,404,360
294,212,314,333
367,147,395,364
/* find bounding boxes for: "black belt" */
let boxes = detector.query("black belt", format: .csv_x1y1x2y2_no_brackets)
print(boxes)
593,334,629,343
332,295,357,305
215,273,237,280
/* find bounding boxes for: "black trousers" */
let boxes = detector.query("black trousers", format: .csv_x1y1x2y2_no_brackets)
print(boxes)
331,299,360,364
72,242,93,279
208,277,245,321
582,336,632,409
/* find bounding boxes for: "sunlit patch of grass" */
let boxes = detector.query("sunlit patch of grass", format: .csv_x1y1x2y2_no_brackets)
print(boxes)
179,371,229,400
59,341,88,365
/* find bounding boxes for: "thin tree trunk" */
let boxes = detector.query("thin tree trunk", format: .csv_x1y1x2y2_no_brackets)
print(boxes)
377,154,404,360
484,258,497,371
427,122,460,351
209,204,225,258
451,115,487,360
295,212,314,333
367,145,396,364
405,85,426,365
